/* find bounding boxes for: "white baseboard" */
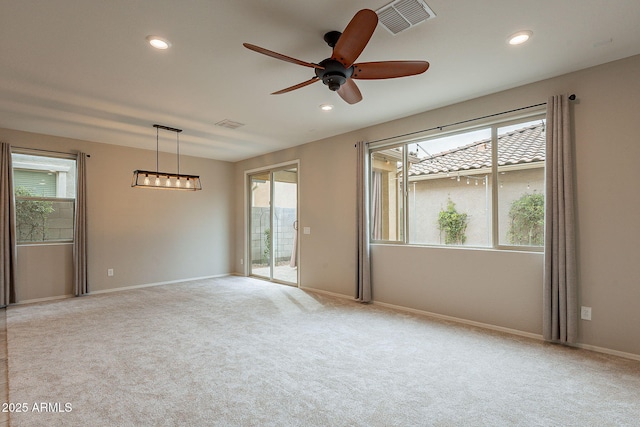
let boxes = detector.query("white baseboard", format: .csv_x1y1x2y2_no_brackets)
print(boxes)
89,274,231,295
572,342,640,362
299,286,543,342
12,274,231,305
372,300,640,361
300,286,355,301
15,294,75,305
372,300,544,341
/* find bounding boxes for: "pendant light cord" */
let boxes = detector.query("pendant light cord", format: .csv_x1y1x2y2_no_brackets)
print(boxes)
156,126,159,174
152,123,184,177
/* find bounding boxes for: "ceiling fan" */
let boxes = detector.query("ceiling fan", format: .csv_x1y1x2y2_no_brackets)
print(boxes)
243,9,429,105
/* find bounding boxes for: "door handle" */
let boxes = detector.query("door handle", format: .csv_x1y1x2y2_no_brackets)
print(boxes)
293,220,298,230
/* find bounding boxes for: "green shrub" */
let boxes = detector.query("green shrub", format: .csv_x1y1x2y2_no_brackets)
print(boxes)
438,198,468,245
263,228,271,262
14,186,54,242
508,192,544,245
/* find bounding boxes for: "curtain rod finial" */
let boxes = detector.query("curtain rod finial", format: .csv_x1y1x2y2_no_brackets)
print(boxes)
568,94,576,100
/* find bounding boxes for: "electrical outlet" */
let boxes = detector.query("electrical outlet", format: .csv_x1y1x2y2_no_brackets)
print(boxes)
107,268,114,277
240,258,244,265
581,306,592,320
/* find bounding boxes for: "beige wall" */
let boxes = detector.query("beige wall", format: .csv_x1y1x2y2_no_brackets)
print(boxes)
16,244,73,301
1,128,235,301
235,142,358,296
234,54,640,358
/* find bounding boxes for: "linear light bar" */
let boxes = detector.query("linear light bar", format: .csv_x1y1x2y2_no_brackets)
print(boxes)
131,124,202,191
131,170,202,190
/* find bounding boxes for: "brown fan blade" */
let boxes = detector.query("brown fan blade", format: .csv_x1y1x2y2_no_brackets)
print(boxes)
337,79,363,104
331,9,378,68
243,43,323,69
272,77,320,95
352,61,430,79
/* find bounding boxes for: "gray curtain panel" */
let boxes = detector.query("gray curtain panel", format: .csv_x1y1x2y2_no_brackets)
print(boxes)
356,141,372,302
371,171,382,240
0,142,17,306
543,94,578,343
73,152,88,296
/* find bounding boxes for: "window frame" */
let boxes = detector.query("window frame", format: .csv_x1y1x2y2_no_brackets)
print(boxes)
369,111,546,252
11,150,77,246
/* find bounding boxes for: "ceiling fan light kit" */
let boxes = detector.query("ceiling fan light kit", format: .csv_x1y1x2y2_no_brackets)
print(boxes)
243,8,430,105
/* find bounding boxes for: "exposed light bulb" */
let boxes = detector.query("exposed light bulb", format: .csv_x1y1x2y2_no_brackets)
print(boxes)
165,177,171,187
186,179,192,189
143,175,150,186
155,176,161,186
176,178,181,188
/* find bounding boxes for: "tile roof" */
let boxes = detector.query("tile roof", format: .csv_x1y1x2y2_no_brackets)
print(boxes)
408,123,545,177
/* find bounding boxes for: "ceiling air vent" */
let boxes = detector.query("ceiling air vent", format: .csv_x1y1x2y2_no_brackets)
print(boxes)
376,0,436,35
215,119,245,130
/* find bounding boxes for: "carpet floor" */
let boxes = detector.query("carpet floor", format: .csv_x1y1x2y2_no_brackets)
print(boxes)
6,276,640,426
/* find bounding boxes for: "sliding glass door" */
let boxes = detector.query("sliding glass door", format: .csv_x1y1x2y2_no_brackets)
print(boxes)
249,172,271,280
248,165,298,285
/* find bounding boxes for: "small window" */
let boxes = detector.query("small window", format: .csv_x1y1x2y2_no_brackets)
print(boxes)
11,153,77,244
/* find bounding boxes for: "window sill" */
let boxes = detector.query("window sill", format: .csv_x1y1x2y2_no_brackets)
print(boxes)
17,241,74,247
371,241,544,254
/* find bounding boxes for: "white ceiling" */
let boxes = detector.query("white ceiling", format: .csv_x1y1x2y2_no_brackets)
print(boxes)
1,0,639,162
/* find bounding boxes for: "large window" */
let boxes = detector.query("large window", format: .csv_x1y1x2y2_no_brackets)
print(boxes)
12,153,77,244
370,115,546,250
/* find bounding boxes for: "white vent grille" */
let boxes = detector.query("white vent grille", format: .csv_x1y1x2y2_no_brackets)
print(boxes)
215,119,245,130
377,0,436,35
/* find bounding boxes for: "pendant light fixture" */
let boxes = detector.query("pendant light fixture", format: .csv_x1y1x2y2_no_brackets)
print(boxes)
132,124,202,191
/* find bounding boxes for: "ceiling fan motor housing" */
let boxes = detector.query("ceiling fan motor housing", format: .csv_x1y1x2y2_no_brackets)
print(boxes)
316,59,354,91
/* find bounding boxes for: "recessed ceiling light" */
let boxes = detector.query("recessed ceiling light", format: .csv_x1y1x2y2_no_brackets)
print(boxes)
508,30,532,46
320,104,334,111
146,35,171,50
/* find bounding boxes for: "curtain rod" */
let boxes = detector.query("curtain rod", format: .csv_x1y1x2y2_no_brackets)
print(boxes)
367,94,576,145
12,146,90,158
